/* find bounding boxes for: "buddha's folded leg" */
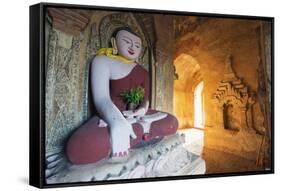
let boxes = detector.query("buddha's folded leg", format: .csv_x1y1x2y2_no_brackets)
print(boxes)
147,109,178,138
66,116,144,164
66,116,111,164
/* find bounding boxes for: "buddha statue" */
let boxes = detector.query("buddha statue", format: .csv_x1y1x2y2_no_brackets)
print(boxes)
66,27,178,164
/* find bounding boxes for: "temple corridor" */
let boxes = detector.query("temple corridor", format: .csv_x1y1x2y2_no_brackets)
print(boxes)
173,17,272,173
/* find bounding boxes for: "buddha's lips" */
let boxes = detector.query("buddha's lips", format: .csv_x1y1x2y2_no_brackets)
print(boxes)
128,50,134,55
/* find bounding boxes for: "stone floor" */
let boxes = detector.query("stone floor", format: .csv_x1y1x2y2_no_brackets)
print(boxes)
178,127,263,174
178,128,204,156
202,147,263,174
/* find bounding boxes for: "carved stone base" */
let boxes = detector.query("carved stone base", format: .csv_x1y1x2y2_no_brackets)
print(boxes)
46,133,206,184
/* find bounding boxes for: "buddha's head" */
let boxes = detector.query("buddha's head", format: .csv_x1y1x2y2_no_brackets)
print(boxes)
111,27,142,60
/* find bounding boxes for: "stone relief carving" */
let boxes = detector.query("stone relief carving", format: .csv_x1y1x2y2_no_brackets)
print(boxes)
45,8,92,154
212,56,257,132
45,29,86,153
86,23,101,61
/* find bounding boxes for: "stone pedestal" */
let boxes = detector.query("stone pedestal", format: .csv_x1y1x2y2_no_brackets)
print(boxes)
46,133,206,184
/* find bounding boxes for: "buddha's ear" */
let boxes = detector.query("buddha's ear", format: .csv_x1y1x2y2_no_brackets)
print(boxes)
111,37,118,55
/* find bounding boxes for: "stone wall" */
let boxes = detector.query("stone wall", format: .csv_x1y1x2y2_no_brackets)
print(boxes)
173,90,194,128
153,15,175,114
45,26,89,153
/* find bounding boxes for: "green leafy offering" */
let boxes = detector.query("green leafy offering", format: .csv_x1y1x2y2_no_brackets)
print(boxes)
120,86,145,105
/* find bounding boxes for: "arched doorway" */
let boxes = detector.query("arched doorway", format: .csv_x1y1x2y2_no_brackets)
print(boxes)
173,53,204,155
173,53,203,129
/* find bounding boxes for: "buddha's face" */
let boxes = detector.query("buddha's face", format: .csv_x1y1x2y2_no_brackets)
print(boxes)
115,30,142,60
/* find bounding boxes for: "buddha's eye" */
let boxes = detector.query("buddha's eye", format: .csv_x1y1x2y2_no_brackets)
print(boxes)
122,39,130,44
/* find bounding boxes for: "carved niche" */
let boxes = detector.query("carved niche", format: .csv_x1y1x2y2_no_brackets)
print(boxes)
86,13,152,71
212,56,256,132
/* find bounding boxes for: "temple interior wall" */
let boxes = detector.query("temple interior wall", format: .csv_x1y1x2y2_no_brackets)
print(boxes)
174,17,271,160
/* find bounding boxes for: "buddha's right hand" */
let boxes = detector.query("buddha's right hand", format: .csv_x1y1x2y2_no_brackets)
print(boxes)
119,120,137,140
128,123,137,139
110,119,137,162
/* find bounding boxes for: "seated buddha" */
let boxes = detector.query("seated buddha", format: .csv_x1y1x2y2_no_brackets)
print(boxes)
66,27,178,164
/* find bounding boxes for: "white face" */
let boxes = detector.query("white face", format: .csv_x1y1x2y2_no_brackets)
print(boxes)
115,30,142,60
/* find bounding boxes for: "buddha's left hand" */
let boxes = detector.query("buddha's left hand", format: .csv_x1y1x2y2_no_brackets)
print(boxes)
122,108,146,118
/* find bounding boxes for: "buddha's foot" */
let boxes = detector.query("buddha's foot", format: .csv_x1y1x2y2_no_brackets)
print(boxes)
98,119,108,128
108,151,129,163
142,133,150,141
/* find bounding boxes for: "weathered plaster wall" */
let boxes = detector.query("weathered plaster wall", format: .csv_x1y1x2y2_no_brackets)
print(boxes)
175,17,271,160
173,90,194,128
153,15,175,114
176,18,262,127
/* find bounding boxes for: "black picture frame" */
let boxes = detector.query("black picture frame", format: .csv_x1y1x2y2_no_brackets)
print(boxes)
30,2,274,188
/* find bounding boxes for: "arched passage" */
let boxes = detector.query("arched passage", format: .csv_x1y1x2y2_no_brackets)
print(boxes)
173,53,203,129
173,53,205,155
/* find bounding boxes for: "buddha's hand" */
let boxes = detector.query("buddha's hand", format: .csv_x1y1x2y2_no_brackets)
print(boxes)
119,120,137,139
109,120,136,163
128,123,137,139
111,119,137,140
122,108,146,119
